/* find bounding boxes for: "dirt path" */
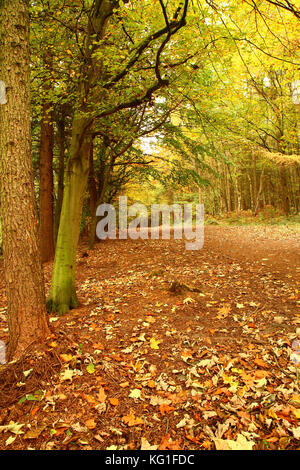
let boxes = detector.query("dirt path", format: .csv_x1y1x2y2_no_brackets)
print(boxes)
0,225,299,450
204,226,300,281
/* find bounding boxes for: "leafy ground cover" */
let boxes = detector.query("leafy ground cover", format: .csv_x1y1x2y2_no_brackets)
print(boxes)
0,226,299,450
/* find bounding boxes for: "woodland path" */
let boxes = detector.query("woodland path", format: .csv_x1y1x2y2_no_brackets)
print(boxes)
0,225,299,450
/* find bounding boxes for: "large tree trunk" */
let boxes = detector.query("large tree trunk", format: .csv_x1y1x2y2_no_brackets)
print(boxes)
0,0,49,360
39,54,55,262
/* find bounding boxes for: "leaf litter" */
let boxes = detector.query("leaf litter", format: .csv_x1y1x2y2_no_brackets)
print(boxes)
0,226,299,450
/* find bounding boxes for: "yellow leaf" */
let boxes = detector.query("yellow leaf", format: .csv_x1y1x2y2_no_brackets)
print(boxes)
214,434,254,450
60,354,73,362
129,388,141,399
292,407,300,419
216,305,231,319
268,408,278,419
150,337,161,350
120,382,129,388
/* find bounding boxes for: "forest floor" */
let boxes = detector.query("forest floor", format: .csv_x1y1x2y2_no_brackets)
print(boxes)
0,225,299,450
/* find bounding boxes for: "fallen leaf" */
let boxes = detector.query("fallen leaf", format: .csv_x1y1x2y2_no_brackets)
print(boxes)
85,419,97,430
0,421,25,435
122,409,144,427
140,437,158,450
109,398,119,406
98,387,107,403
129,389,141,399
214,434,255,450
24,426,46,439
150,337,161,350
87,363,95,374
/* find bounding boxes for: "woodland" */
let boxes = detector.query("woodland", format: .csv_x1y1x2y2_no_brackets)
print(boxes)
0,0,299,452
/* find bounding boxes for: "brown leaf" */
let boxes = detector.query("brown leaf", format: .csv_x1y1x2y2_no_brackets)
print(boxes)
98,387,107,403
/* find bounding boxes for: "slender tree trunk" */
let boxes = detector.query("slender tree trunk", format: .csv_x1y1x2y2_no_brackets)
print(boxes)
254,168,265,216
88,141,98,249
54,109,66,243
89,153,114,249
280,165,290,215
224,164,231,213
47,0,115,314
39,54,55,262
0,0,49,360
47,116,92,314
252,152,257,209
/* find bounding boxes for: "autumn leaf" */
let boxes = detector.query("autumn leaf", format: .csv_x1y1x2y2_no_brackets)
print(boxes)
120,382,130,388
159,434,182,450
159,403,175,416
109,398,119,406
214,434,255,450
122,409,144,427
5,436,16,446
0,421,25,435
254,357,269,369
216,305,231,319
60,353,73,362
129,388,141,399
140,437,158,450
98,387,107,403
150,337,161,350
183,297,195,304
92,342,104,350
60,368,74,381
85,418,97,430
23,425,46,440
147,380,156,389
87,363,95,374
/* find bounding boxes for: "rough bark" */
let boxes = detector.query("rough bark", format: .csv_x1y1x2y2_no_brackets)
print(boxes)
54,109,66,243
39,53,55,262
0,0,49,360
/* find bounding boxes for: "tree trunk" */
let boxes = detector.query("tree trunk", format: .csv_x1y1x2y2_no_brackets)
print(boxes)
47,116,92,314
252,152,257,210
54,109,66,243
254,168,265,216
0,0,49,360
47,0,115,314
280,165,290,215
39,54,55,262
89,152,114,249
88,141,98,249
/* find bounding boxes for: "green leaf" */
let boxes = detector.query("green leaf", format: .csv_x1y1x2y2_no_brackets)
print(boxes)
86,363,95,374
